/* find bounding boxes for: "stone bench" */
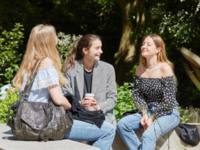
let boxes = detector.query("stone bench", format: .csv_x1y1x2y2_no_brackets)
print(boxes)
1,123,200,150
0,124,100,150
111,123,200,150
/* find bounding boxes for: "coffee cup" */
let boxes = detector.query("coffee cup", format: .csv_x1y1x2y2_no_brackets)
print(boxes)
85,93,95,101
84,93,96,111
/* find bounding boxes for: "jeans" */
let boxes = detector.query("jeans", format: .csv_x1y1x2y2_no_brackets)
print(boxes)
117,105,180,150
64,120,115,150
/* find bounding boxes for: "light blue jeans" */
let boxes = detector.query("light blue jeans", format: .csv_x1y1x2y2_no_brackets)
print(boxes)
117,105,180,150
64,120,115,150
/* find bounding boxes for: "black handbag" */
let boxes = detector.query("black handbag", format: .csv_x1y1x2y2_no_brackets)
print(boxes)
175,122,200,146
6,59,73,141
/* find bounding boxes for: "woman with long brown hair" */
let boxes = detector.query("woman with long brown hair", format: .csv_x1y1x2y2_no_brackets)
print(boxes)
13,25,115,150
117,34,180,150
62,34,117,127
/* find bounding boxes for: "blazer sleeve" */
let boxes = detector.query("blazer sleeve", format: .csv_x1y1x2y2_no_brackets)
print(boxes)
62,70,74,95
98,65,117,113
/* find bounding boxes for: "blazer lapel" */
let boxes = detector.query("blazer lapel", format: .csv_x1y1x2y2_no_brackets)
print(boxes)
91,61,101,95
76,60,84,100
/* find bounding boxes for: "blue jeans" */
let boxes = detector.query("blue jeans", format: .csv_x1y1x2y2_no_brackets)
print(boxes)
64,120,115,150
117,106,180,150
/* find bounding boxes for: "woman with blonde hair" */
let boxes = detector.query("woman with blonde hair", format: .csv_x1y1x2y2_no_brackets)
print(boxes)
117,34,180,150
13,24,115,150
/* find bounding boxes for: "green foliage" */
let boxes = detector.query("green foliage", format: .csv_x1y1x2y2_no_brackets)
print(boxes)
178,107,189,122
129,64,139,79
178,106,200,123
180,115,189,122
178,107,184,113
56,32,82,65
0,90,19,123
114,82,135,121
0,23,24,85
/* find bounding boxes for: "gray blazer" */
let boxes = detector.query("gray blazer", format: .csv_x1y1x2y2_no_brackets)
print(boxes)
62,60,117,127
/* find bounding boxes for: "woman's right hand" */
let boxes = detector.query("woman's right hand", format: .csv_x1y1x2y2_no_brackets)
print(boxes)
80,97,92,107
140,114,148,131
80,97,99,111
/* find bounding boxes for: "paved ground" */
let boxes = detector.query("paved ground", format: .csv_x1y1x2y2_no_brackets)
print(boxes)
0,124,100,150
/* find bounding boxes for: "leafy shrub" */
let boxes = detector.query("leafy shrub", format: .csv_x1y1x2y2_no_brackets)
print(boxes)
57,32,82,65
0,23,24,86
178,106,200,123
114,82,135,121
0,90,19,123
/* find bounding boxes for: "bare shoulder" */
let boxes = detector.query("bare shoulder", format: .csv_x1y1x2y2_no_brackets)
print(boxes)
40,57,54,68
160,62,173,77
135,65,143,76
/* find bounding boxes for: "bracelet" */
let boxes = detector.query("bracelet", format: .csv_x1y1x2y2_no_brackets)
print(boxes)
151,115,156,121
142,110,147,116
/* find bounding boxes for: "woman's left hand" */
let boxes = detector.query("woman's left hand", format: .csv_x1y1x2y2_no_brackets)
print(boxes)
90,99,101,110
146,115,155,128
146,118,153,128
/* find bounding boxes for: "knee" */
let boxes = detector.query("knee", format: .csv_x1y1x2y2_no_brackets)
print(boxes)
142,131,155,141
107,124,116,138
117,119,127,132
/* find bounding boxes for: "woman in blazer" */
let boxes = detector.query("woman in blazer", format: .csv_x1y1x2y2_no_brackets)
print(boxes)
62,34,117,127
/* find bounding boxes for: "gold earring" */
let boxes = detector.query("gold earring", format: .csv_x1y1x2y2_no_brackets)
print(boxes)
157,52,160,57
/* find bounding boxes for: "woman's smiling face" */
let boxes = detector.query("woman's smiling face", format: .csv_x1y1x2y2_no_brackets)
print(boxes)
141,36,159,58
84,39,103,61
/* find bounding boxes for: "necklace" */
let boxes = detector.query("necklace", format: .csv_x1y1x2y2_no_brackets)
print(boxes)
146,63,158,69
84,68,93,72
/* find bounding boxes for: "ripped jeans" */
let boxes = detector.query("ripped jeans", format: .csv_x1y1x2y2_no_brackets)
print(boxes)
117,105,180,150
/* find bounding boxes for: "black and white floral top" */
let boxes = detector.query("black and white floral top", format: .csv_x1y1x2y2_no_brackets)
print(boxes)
132,75,179,118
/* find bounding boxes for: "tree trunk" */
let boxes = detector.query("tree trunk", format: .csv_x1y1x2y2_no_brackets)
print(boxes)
115,0,145,85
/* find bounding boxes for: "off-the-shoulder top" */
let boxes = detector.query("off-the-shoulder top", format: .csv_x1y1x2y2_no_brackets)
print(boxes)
132,75,179,118
19,66,61,103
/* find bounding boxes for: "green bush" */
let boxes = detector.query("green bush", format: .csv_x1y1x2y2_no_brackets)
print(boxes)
57,32,82,66
114,82,135,121
0,23,24,86
0,90,19,123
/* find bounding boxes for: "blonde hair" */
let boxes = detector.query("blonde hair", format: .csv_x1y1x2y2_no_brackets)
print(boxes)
13,24,67,90
139,34,177,84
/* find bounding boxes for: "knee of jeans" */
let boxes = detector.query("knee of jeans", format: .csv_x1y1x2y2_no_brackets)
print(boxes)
117,119,127,132
142,131,155,141
108,125,115,138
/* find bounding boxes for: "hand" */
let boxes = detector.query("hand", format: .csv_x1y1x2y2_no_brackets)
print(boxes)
146,115,155,128
140,114,148,131
90,99,101,110
80,98,101,111
80,97,92,107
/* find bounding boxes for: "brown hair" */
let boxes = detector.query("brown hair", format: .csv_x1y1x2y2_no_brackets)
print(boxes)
139,34,177,84
63,34,101,71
